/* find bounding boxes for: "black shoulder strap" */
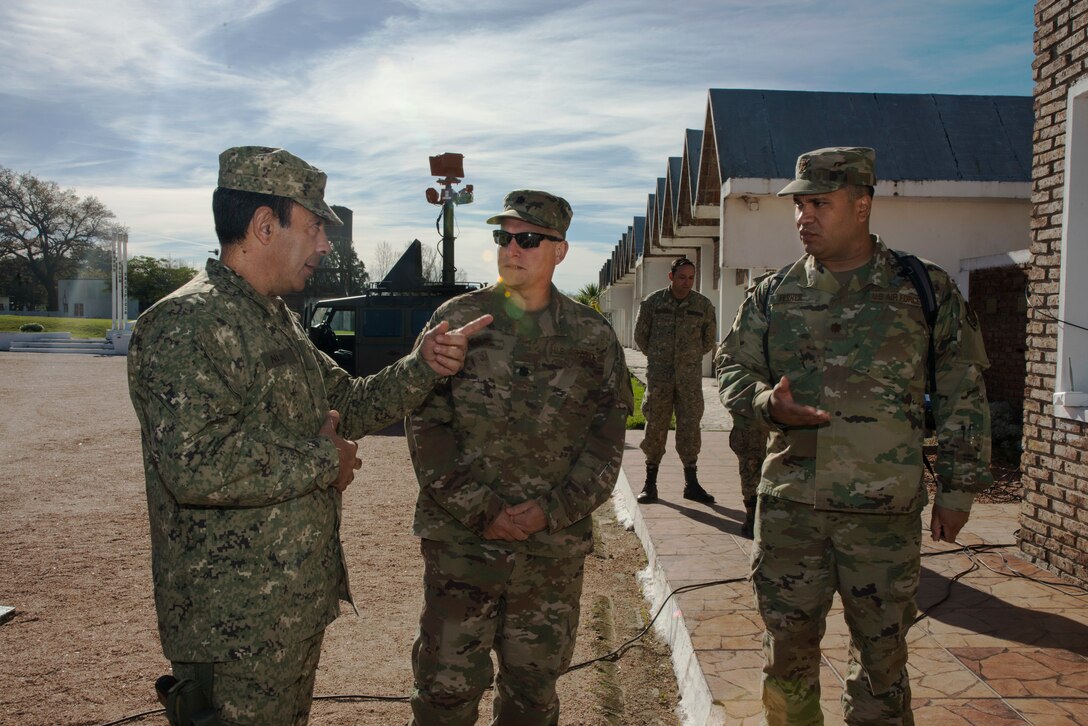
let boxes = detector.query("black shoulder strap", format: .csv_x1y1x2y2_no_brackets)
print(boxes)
761,263,792,382
759,253,939,393
889,250,938,396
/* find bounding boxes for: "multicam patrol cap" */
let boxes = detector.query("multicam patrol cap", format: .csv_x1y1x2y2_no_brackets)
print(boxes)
485,190,573,237
217,146,343,225
776,146,876,197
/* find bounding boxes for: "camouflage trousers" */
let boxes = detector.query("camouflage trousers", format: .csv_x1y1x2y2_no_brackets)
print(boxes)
640,375,704,467
170,629,324,726
751,496,921,726
728,423,767,501
410,539,585,726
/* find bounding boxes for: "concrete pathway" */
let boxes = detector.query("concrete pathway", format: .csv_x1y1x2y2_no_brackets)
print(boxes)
617,348,1088,725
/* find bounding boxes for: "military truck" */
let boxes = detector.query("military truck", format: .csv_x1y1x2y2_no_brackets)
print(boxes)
307,239,481,376
306,153,482,377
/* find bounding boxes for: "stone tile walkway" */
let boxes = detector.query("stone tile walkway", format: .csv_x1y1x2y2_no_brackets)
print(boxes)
617,348,1088,725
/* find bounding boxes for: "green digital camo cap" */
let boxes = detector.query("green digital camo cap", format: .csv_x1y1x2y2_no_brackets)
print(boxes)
777,146,876,197
217,146,343,226
485,189,573,237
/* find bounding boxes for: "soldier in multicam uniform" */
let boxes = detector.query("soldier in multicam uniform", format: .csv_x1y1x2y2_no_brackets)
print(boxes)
715,147,992,725
633,257,717,505
127,146,489,726
406,190,633,726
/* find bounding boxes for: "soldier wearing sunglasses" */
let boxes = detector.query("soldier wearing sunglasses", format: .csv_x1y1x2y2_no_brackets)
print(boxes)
407,190,633,725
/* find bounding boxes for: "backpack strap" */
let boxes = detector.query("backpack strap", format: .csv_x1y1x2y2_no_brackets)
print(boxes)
760,263,792,383
759,252,939,397
889,250,938,397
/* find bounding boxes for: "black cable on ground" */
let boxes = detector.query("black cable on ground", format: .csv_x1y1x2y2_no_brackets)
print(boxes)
564,575,749,674
94,537,1088,725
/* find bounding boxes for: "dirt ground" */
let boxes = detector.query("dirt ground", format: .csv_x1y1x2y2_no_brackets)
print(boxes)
0,353,680,726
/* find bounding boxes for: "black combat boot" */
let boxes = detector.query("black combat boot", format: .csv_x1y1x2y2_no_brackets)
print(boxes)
741,496,757,538
682,466,715,504
637,464,659,503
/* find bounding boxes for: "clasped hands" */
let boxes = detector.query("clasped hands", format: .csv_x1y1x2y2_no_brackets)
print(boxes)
483,499,548,542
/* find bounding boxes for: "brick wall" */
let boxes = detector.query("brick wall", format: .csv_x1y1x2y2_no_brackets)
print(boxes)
1022,0,1088,585
970,265,1029,409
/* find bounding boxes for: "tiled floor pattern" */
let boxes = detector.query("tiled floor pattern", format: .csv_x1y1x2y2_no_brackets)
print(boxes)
617,429,1088,725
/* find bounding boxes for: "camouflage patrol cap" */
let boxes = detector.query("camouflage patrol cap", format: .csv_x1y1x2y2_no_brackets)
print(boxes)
777,146,876,197
217,146,343,225
485,189,572,237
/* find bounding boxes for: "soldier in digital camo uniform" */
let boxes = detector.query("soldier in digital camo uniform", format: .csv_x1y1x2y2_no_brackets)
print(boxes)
127,146,489,726
632,257,717,505
406,190,633,725
727,272,772,538
715,147,992,725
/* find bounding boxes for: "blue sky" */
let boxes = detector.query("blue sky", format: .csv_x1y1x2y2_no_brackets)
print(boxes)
0,0,1033,293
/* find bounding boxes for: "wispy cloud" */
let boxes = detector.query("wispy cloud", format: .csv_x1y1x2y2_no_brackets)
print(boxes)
0,0,1031,291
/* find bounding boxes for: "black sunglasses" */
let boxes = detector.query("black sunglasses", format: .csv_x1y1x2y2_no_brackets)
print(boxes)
493,230,563,249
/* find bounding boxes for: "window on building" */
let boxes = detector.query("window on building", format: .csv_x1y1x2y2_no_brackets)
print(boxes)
74,303,84,317
1054,77,1088,422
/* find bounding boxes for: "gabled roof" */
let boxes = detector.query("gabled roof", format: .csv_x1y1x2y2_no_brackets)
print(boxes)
632,216,645,256
644,192,657,251
706,89,1032,184
653,178,666,246
668,156,683,218
685,129,702,206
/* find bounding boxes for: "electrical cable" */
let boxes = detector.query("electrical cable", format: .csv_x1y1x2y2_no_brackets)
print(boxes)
94,540,1085,726
564,576,748,674
1031,298,1088,332
92,474,1088,726
95,707,164,726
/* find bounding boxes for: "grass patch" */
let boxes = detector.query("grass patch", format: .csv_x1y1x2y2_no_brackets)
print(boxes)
0,314,114,338
627,377,647,429
626,376,675,430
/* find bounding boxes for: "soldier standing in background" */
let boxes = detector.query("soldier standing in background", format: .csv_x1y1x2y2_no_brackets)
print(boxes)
633,257,717,505
406,190,632,725
127,146,489,726
716,146,992,724
727,271,772,538
728,411,767,539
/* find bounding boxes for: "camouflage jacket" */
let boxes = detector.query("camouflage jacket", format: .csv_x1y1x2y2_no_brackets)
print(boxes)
715,236,992,514
634,287,716,380
127,259,438,662
408,284,633,557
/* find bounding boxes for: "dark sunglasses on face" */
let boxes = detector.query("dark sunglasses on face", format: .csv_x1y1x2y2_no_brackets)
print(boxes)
492,230,563,249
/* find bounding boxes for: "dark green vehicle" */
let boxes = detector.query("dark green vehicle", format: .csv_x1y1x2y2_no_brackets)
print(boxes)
306,245,480,377
307,152,479,377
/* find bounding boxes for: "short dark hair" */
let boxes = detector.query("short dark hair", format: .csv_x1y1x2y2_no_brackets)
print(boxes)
212,187,295,246
846,184,875,201
670,257,695,274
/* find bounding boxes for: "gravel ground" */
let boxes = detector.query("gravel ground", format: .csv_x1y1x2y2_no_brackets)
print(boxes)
0,352,679,726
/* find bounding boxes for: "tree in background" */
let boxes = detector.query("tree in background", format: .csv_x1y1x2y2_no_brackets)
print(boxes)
0,256,45,310
574,282,602,312
127,256,198,312
0,166,118,311
305,236,368,297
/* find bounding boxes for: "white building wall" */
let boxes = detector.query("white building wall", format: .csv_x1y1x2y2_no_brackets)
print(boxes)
58,279,138,320
721,182,1030,275
717,188,1031,334
606,181,1031,381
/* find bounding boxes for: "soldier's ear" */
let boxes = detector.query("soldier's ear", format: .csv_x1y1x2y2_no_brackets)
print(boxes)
554,240,568,265
855,194,872,223
249,206,278,246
